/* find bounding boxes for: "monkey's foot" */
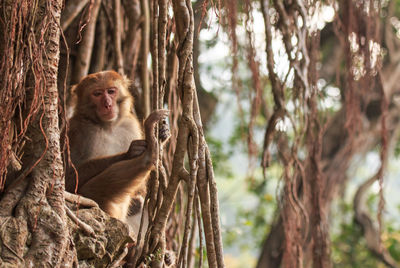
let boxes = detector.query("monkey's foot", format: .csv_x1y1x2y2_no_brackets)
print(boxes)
64,191,99,208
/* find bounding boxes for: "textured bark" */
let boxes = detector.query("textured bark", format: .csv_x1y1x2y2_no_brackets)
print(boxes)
61,0,90,31
128,1,225,267
257,96,400,268
192,0,217,127
122,0,141,78
65,201,132,268
256,217,284,268
0,0,68,265
0,1,132,266
113,0,124,74
71,0,101,84
256,1,398,266
0,1,224,266
140,0,150,118
90,8,107,73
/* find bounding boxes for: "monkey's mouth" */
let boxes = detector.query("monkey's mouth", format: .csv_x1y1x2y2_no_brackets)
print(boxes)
98,110,117,122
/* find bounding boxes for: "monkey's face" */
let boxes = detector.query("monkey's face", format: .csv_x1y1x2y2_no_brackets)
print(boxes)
90,87,119,122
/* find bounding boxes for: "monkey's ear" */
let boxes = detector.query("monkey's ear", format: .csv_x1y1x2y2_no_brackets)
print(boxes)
70,82,84,101
121,74,132,90
70,84,77,97
69,84,78,104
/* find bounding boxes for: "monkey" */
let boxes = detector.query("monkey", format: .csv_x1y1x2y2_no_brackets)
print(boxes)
64,70,169,222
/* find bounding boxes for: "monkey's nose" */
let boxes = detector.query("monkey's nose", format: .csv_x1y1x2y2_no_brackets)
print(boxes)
103,99,111,107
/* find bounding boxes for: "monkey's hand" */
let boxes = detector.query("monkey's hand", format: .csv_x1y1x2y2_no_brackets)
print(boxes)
127,140,147,158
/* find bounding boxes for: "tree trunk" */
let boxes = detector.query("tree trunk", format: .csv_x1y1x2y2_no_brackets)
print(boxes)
0,0,69,265
0,1,131,266
0,1,225,267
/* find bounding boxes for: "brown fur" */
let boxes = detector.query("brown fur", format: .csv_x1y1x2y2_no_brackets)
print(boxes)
65,70,168,221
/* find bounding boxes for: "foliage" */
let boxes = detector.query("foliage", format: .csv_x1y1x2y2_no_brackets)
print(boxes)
394,140,400,158
331,197,400,268
198,0,400,267
331,202,380,268
206,136,234,179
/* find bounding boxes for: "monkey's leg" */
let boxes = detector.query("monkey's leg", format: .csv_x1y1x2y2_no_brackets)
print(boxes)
78,155,153,219
67,153,127,192
78,110,169,219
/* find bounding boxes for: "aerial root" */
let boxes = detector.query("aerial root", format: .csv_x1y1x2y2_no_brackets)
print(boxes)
65,205,96,237
64,191,99,208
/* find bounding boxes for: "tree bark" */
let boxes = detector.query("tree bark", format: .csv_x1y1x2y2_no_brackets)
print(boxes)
61,0,90,31
90,7,107,73
140,0,150,118
192,0,217,127
113,0,124,74
256,1,399,266
71,0,101,84
122,0,141,78
0,1,225,266
0,0,69,265
0,1,132,266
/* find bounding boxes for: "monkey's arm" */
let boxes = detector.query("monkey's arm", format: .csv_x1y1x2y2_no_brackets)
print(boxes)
77,147,158,220
78,152,153,201
77,110,169,219
65,153,124,192
78,110,169,198
65,140,147,193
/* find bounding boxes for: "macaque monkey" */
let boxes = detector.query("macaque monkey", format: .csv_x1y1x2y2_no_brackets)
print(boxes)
65,70,169,222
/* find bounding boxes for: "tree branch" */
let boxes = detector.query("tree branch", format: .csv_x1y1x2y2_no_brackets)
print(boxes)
71,0,101,84
90,7,107,73
61,0,90,31
122,0,141,77
140,0,150,118
354,173,399,268
113,0,124,74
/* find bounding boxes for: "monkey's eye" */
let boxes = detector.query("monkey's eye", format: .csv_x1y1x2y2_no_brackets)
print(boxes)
92,91,102,97
107,88,117,95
